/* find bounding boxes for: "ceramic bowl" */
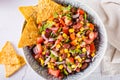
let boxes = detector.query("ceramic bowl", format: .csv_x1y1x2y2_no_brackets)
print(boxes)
23,0,107,80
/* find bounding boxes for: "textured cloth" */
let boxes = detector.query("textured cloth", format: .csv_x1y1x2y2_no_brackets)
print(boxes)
81,0,120,75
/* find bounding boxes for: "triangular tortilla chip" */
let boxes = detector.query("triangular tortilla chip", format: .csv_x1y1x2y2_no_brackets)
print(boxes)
0,52,2,64
18,18,39,48
37,0,63,24
19,6,37,22
0,41,20,64
5,55,26,77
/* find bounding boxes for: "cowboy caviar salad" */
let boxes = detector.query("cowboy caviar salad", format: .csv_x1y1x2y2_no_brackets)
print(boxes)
31,5,98,78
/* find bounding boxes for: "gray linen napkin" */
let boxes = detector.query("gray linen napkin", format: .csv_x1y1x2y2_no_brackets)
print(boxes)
81,0,120,75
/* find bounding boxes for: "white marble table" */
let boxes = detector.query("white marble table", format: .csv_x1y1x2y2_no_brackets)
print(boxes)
0,0,120,80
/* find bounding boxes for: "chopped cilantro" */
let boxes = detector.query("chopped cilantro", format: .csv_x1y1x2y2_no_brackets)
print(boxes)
39,21,54,34
62,5,72,12
53,12,58,18
69,49,76,54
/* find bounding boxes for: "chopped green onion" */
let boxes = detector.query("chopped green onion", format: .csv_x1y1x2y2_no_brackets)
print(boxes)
58,27,62,33
64,69,68,75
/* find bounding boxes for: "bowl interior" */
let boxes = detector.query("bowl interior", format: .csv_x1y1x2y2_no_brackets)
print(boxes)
23,0,107,80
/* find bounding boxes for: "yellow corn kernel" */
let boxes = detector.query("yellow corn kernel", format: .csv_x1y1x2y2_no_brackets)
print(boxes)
82,36,85,40
87,23,90,26
76,32,81,38
91,52,95,57
59,65,64,69
75,56,79,59
48,63,51,68
39,58,44,66
71,64,76,69
69,28,74,33
75,56,82,62
78,58,82,62
60,49,64,54
82,48,87,53
90,28,93,31
42,51,45,55
82,57,85,60
80,21,84,25
59,57,63,61
56,44,61,49
42,31,45,34
64,49,69,53
51,65,54,69
67,53,70,57
63,33,68,38
78,38,82,42
80,27,84,32
76,45,81,49
78,64,82,68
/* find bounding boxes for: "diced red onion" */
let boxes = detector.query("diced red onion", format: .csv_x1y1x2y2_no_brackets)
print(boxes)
33,46,38,54
72,13,79,18
85,59,91,62
42,33,48,41
55,61,65,65
44,56,51,65
48,38,55,42
67,67,72,73
87,51,90,56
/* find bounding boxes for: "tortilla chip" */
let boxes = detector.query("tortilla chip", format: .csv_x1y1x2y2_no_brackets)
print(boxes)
18,18,39,48
5,55,26,77
0,52,2,64
19,6,37,22
0,41,20,64
37,0,63,24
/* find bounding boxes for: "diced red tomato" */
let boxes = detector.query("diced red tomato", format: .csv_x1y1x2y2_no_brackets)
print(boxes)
77,9,84,15
67,57,74,63
59,18,66,27
63,27,69,34
37,37,44,44
70,33,76,40
34,44,42,59
64,16,72,26
89,32,95,40
70,39,77,46
51,27,59,33
73,23,82,30
58,35,63,41
84,38,93,44
48,68,60,77
79,15,84,21
89,23,94,30
36,44,42,54
90,43,95,53
55,23,60,27
50,58,56,62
